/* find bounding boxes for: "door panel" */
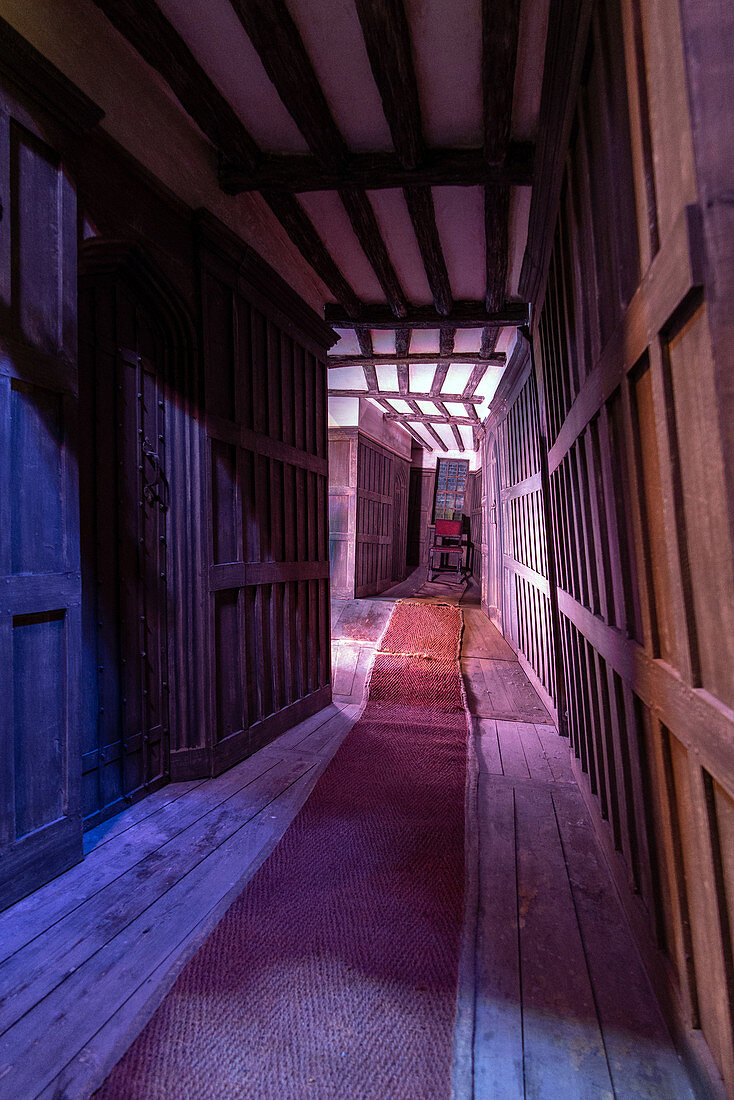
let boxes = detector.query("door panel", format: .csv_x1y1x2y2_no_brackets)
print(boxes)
78,282,170,829
0,108,82,909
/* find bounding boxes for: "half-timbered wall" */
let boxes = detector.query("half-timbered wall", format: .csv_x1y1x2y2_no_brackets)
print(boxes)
526,0,734,1088
199,215,334,775
481,350,558,720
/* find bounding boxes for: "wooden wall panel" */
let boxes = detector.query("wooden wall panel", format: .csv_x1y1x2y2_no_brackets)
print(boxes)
198,213,334,776
328,429,358,599
355,436,393,598
481,352,558,720
523,0,734,1088
0,97,83,908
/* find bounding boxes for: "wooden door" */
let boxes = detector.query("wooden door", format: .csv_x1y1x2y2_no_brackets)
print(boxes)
0,107,83,906
391,460,408,581
78,279,170,828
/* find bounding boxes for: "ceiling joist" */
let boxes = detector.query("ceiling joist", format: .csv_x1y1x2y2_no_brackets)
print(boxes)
330,390,484,403
325,302,529,329
327,351,506,368
384,412,477,425
220,144,534,194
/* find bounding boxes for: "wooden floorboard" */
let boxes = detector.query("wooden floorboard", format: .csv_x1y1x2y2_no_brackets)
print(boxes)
0,703,360,1100
0,586,697,1098
451,591,696,1099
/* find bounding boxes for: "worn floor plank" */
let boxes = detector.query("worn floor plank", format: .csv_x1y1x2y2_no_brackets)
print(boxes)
462,606,517,660
0,585,696,1100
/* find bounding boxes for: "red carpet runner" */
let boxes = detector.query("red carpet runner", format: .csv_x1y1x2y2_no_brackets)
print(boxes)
98,600,468,1099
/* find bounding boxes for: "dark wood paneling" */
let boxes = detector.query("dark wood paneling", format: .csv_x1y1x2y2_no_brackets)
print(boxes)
0,99,82,908
524,0,734,1088
482,360,557,720
199,215,333,773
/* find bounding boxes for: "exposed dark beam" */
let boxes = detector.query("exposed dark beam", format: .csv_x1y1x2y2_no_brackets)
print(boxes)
464,404,480,422
262,191,362,317
440,327,456,356
462,363,489,398
407,399,423,416
228,0,407,317
362,364,379,389
482,0,519,321
353,0,424,170
480,325,501,357
220,143,535,193
401,423,432,451
327,390,484,403
327,352,506,367
355,327,374,357
482,0,521,164
450,423,465,451
397,363,410,394
395,327,411,357
519,0,595,305
339,189,407,317
353,0,454,316
430,364,450,395
485,184,510,313
325,301,529,329
93,0,261,171
319,155,401,323
423,424,449,451
404,186,453,316
384,413,477,426
228,0,347,168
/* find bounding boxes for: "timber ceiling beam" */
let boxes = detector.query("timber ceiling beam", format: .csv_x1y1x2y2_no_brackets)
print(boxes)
354,0,453,316
462,363,490,398
482,0,520,313
229,0,407,317
422,423,449,452
397,364,410,395
326,390,484,403
395,327,411,357
92,0,362,317
430,364,450,395
220,144,534,193
449,423,465,451
440,328,457,356
355,326,374,357
262,191,362,316
480,324,501,356
401,423,433,451
384,413,477,426
327,352,505,367
518,0,595,305
325,302,529,329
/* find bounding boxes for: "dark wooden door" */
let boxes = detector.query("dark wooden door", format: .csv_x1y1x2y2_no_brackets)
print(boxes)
0,109,83,906
78,281,170,828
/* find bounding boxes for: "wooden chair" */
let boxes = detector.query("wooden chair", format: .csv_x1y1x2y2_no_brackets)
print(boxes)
428,519,465,582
